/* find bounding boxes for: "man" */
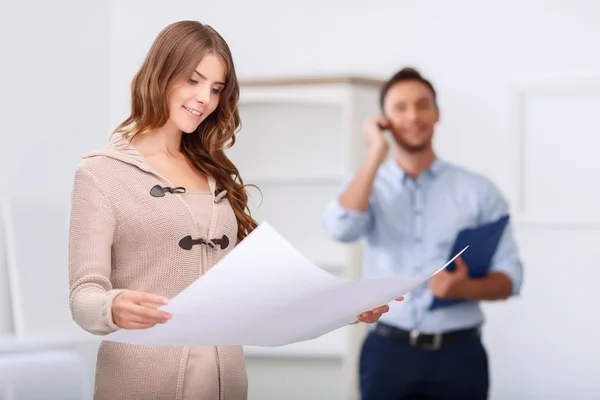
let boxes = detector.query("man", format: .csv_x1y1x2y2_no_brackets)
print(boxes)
321,67,523,400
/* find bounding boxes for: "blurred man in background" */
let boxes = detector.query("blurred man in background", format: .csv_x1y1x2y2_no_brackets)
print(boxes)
321,67,523,400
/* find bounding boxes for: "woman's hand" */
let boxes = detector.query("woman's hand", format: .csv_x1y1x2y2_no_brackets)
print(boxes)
355,296,404,324
111,291,171,329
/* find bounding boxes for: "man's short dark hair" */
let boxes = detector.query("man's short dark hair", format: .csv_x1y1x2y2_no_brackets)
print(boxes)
379,67,437,109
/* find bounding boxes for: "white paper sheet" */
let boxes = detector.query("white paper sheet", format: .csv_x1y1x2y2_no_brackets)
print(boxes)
104,222,467,347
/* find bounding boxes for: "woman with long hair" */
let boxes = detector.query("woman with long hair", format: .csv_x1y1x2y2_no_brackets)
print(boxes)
68,20,394,400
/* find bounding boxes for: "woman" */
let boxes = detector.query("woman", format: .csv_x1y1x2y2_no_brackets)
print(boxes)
68,20,397,400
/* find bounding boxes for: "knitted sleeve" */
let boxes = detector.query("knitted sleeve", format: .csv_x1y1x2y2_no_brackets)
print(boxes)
68,165,124,335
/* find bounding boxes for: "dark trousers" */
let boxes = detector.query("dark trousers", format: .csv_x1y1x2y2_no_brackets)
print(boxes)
359,327,489,400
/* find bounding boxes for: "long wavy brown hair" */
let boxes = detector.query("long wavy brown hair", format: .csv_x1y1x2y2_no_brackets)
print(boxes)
112,20,258,243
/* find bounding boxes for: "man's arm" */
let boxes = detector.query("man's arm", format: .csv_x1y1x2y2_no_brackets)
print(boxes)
430,256,516,301
430,179,524,301
483,180,524,297
455,271,514,301
465,179,524,300
321,152,381,243
338,150,384,212
321,115,390,243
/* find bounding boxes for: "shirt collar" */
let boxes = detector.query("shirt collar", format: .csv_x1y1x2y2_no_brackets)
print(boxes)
387,157,446,183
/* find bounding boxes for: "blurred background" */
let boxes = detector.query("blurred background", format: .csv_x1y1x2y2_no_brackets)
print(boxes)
1,0,599,399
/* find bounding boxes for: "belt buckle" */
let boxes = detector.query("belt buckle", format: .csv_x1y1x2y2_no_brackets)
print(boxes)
410,329,442,350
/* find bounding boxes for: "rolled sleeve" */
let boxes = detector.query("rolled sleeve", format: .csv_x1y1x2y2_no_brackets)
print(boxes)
490,222,524,296
322,198,372,243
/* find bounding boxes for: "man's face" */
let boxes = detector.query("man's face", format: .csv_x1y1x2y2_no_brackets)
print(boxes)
382,80,439,153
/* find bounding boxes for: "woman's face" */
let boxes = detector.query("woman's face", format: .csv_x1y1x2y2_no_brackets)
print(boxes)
168,53,226,133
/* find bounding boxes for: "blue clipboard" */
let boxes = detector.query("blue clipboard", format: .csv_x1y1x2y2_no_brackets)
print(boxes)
429,214,510,310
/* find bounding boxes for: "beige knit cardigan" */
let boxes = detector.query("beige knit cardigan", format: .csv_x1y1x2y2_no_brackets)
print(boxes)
68,134,247,400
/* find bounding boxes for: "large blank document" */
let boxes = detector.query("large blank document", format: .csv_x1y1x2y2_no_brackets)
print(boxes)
105,222,466,347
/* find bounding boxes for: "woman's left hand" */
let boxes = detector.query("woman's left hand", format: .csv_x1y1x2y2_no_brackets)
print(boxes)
355,296,404,324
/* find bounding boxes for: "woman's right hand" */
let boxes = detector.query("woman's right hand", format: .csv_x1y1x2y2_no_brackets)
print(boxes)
111,290,171,329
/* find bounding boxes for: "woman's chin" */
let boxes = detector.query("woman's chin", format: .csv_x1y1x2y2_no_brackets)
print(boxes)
176,122,201,134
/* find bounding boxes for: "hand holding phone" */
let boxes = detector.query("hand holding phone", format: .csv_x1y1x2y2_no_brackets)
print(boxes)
363,114,391,161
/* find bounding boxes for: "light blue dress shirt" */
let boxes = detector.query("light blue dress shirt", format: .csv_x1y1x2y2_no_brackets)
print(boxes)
322,158,523,333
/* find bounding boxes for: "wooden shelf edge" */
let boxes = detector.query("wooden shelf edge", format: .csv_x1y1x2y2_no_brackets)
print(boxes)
243,176,343,186
0,331,352,360
239,75,386,88
0,334,101,352
243,326,349,359
243,346,344,359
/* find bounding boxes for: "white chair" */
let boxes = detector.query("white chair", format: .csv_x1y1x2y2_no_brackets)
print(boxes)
0,200,14,336
0,196,96,399
0,349,92,399
0,196,85,338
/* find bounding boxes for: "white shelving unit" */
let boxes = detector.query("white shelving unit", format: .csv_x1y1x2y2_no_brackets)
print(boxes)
228,76,384,399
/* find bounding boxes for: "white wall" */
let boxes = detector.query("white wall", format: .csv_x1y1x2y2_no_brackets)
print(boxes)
0,0,110,396
3,1,600,399
0,2,109,322
108,2,600,399
1,1,110,197
107,0,600,198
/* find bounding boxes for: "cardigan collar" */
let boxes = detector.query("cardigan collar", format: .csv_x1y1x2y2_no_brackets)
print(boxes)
82,133,217,194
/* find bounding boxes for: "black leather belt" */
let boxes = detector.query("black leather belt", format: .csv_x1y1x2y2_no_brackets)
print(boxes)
374,322,480,350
